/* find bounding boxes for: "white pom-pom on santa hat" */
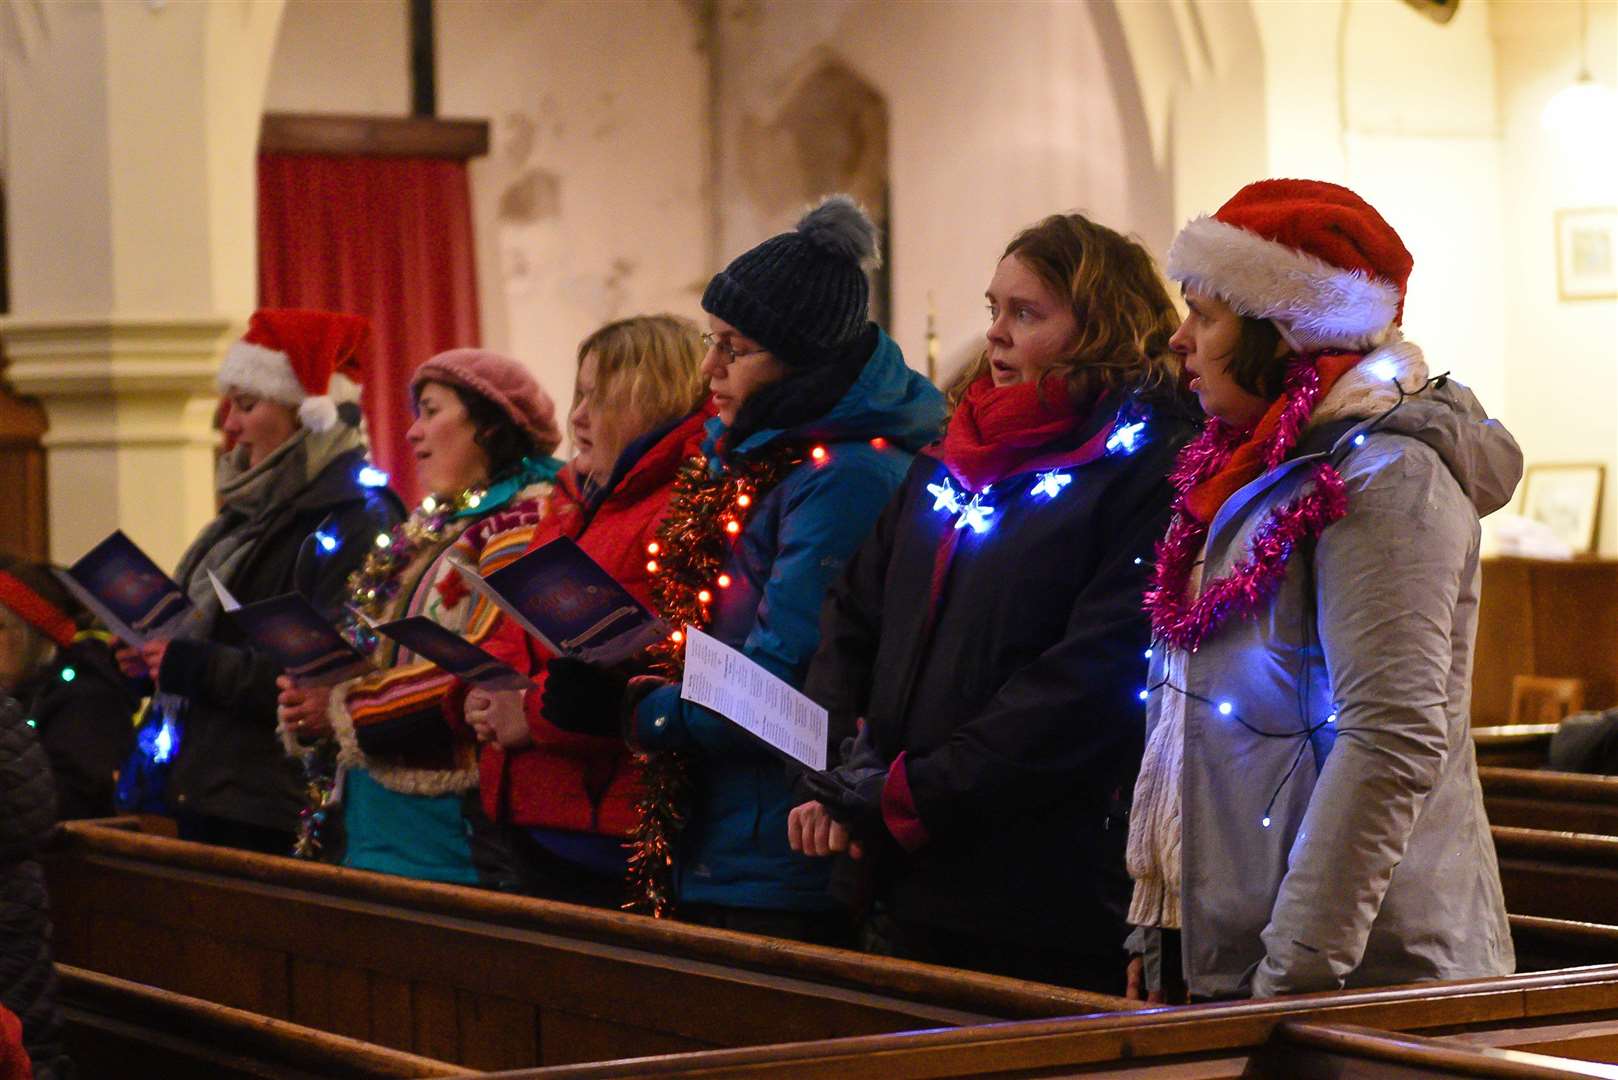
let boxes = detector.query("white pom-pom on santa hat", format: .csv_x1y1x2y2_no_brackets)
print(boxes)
217,309,371,433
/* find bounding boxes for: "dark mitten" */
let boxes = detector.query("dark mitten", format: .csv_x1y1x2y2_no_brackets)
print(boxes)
540,658,629,737
796,764,885,827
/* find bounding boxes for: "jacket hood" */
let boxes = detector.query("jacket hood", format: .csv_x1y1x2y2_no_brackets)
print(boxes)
723,329,946,457
1315,341,1522,517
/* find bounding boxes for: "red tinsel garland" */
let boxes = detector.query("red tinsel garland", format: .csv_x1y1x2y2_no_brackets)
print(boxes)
624,442,805,917
1145,357,1352,653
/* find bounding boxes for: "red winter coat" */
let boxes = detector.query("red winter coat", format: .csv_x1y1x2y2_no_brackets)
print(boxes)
460,409,710,835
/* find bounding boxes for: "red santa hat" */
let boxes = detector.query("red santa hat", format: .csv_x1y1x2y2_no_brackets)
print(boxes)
216,309,371,432
1165,179,1414,353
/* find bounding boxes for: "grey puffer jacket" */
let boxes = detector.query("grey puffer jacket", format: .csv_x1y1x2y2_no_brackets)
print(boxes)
1135,342,1521,999
0,695,69,1080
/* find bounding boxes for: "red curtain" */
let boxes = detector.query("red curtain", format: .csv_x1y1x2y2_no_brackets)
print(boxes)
258,153,481,507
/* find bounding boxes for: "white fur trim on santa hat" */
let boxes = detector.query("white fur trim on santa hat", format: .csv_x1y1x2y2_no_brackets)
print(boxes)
1166,215,1403,352
217,340,306,406
296,372,363,433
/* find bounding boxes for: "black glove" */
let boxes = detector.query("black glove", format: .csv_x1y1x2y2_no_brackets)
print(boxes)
796,764,886,826
540,658,629,738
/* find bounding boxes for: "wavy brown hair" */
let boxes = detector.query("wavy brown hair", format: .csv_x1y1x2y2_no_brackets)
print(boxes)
948,213,1181,409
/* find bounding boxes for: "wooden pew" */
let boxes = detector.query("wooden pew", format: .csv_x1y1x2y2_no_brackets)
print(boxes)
1482,767,1618,836
58,965,467,1080
42,820,1134,1073
1248,1022,1618,1079
1511,914,1618,972
1494,825,1618,925
423,966,1618,1078
1475,724,1561,768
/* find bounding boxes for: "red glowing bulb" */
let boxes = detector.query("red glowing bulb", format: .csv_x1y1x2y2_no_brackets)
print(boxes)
810,445,827,462
646,541,660,555
870,437,887,449
697,589,712,604
670,630,684,643
737,493,752,508
646,560,659,573
725,520,741,535
717,574,732,588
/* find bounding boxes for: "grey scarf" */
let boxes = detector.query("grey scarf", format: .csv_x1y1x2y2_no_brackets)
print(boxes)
171,423,366,641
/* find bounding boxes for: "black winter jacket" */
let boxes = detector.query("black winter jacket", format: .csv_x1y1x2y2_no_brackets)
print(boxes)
14,638,137,820
160,448,403,834
0,696,68,1080
805,396,1196,958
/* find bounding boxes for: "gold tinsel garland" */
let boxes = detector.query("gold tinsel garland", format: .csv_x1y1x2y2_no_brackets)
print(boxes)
625,441,808,916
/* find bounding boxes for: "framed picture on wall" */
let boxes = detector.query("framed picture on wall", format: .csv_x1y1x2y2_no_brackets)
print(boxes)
1556,208,1618,301
1521,463,1605,555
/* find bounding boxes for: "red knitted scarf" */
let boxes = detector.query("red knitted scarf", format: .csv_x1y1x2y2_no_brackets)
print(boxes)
938,373,1092,490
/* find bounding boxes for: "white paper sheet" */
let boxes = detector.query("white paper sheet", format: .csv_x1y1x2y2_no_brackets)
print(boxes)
207,570,242,612
679,627,827,770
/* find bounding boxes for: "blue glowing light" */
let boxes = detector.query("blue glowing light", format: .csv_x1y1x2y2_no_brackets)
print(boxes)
1353,433,1366,447
314,530,339,553
1326,712,1337,724
25,718,36,728
927,480,963,515
153,718,176,764
1106,420,1146,455
60,666,76,683
139,714,178,765
1138,689,1149,701
358,465,390,488
1143,648,1153,660
1369,358,1398,382
1261,815,1272,828
1031,470,1072,499
955,492,996,534
1134,557,1143,566
1217,701,1233,716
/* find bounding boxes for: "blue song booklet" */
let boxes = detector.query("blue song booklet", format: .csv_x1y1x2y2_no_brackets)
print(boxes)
449,536,666,666
208,572,370,687
54,530,193,645
364,615,535,692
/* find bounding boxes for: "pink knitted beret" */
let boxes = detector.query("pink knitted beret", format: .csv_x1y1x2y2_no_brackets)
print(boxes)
411,348,562,455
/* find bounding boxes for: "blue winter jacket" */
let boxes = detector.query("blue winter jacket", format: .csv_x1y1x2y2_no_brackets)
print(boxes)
633,328,946,912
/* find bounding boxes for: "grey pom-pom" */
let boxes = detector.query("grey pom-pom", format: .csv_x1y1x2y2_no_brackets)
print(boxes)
796,194,881,269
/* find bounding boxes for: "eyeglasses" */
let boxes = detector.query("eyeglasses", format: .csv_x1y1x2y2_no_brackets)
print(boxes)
701,332,767,362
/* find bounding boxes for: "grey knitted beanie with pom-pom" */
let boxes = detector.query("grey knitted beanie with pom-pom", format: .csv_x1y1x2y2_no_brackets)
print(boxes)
701,194,879,368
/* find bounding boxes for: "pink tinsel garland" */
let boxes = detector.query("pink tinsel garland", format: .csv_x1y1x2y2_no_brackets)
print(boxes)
1145,356,1353,652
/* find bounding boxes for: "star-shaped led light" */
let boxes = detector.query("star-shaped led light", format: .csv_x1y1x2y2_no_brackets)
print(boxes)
927,480,963,515
1031,470,1071,499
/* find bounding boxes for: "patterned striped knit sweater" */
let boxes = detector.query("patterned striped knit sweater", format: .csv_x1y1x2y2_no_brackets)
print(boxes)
328,481,558,796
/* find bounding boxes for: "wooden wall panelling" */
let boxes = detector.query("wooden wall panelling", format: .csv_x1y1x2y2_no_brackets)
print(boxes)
1476,558,1535,725
1476,558,1618,726
1528,559,1618,713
